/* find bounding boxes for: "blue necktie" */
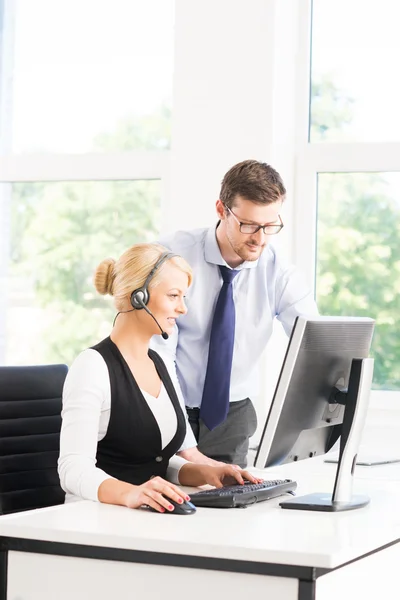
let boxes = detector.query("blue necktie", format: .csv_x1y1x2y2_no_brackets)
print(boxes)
200,265,239,430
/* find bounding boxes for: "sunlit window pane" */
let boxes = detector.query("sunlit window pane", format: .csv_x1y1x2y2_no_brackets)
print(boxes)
310,0,400,142
1,180,161,365
1,0,174,152
316,172,400,390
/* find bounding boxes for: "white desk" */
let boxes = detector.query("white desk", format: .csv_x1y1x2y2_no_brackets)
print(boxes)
0,459,400,600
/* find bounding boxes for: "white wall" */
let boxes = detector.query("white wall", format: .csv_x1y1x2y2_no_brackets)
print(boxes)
169,0,277,232
169,0,305,256
169,0,306,439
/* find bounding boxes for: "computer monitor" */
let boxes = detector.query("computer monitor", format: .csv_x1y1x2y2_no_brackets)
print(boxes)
254,316,375,512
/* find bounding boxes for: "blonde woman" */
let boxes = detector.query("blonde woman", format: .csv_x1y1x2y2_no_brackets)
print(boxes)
58,243,260,513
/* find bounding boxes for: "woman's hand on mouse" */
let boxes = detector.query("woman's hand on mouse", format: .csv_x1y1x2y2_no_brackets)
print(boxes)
119,476,190,513
178,463,263,488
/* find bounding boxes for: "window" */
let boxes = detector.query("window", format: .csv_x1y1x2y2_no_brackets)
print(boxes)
294,0,400,394
316,172,400,391
0,0,174,366
2,0,174,153
310,0,400,143
2,180,161,365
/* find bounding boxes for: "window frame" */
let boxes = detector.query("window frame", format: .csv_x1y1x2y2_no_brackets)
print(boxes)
0,151,171,224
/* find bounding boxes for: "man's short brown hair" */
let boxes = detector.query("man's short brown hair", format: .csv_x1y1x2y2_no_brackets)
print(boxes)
220,160,286,209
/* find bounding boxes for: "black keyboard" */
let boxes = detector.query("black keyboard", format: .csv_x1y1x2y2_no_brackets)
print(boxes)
189,479,297,508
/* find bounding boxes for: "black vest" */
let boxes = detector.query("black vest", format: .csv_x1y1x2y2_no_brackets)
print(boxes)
92,337,187,485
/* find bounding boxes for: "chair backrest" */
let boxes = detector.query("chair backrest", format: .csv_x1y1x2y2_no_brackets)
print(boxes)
0,364,68,514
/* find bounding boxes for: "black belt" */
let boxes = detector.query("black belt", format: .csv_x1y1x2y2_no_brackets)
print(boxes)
186,407,200,417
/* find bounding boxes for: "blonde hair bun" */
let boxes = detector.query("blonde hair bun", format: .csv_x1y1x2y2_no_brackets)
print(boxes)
94,258,116,295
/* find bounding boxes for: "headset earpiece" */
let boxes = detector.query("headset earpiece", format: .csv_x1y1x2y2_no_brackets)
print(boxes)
130,251,177,310
130,288,149,310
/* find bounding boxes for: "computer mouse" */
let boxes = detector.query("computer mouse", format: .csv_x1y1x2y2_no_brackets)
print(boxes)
161,496,197,515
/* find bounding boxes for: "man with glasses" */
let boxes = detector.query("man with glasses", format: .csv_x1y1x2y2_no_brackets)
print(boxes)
151,160,318,467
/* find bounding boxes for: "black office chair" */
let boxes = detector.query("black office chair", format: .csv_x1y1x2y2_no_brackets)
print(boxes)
0,364,68,515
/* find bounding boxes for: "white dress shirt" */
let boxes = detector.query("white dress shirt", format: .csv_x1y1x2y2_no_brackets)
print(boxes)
58,349,196,503
150,225,319,408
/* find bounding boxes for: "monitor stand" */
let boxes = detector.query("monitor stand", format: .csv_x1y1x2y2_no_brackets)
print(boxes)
280,357,374,512
324,454,400,467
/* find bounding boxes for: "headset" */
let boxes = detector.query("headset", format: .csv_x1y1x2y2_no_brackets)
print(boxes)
129,251,178,340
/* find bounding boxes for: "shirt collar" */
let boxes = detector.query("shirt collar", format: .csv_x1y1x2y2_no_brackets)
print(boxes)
204,223,259,270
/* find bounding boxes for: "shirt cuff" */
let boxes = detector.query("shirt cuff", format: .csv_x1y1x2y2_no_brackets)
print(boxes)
166,455,189,485
77,468,116,502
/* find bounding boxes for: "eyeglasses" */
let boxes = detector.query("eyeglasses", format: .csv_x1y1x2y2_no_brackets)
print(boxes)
225,205,284,235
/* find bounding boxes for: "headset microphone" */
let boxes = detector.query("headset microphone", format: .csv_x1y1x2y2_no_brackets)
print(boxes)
136,296,169,340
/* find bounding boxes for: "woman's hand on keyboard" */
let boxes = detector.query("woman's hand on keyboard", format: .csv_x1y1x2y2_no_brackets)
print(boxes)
179,463,263,488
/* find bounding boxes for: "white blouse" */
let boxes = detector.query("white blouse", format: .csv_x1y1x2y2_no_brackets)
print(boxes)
58,348,197,502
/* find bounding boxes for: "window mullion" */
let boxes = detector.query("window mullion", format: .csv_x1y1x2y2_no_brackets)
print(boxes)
0,151,170,182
